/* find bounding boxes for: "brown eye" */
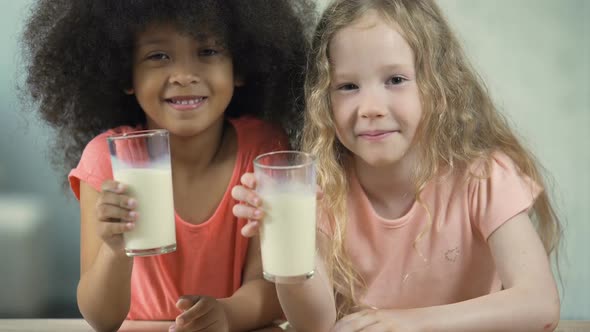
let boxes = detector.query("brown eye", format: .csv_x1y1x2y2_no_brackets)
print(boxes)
198,49,219,56
146,52,170,61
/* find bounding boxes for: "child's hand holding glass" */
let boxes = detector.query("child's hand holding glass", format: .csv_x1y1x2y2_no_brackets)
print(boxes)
232,173,324,238
94,180,138,253
231,172,264,238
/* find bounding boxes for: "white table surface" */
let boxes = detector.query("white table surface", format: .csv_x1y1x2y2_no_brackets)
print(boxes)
0,319,587,332
0,319,289,332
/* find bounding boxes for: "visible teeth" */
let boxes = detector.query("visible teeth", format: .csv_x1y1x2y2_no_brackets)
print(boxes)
172,98,203,105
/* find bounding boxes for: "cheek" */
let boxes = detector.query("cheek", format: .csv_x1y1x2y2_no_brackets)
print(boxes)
332,126,350,153
330,95,355,127
133,72,159,95
397,92,422,130
208,61,235,88
408,101,423,131
331,109,354,151
330,94,356,147
131,63,150,87
209,68,230,83
330,106,348,136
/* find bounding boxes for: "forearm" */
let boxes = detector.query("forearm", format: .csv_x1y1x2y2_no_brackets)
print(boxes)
219,279,283,332
77,244,133,332
409,286,560,332
275,256,336,332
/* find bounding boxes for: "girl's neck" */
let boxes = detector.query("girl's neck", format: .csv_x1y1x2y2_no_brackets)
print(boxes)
150,117,229,175
353,149,418,218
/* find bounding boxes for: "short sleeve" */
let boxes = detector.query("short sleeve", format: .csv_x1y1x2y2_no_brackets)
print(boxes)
68,132,114,200
468,153,542,240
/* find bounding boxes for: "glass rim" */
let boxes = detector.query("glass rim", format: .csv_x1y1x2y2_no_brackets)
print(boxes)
107,129,168,141
253,150,316,170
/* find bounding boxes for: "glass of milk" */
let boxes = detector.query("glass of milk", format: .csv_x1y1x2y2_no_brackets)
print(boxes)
254,151,316,283
107,129,176,257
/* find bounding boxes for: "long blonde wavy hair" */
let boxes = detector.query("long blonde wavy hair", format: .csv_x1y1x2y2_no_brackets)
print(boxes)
301,0,562,318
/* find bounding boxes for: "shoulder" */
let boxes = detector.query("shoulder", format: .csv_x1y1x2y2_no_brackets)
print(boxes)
68,125,138,198
466,151,542,197
80,126,139,160
466,151,541,195
467,151,520,179
465,151,542,239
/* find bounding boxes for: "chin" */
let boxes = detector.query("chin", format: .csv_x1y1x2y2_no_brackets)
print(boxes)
358,148,408,168
360,155,399,168
165,125,202,138
173,117,215,132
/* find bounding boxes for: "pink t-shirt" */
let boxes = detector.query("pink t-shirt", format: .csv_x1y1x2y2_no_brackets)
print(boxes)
69,117,288,320
334,153,540,309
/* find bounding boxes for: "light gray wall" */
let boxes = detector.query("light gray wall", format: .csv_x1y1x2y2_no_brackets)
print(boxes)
0,0,588,320
0,0,80,317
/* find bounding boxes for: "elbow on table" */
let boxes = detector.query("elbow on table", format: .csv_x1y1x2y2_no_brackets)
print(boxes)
542,301,561,332
80,316,125,332
532,290,561,332
77,299,127,332
77,286,128,332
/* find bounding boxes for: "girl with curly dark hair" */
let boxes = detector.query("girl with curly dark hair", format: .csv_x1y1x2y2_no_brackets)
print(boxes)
21,1,315,331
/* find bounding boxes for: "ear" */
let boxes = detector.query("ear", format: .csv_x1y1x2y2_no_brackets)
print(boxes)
124,88,135,95
234,76,244,87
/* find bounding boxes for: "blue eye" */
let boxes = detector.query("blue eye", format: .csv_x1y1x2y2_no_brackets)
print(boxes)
338,83,358,91
147,52,170,61
387,76,406,85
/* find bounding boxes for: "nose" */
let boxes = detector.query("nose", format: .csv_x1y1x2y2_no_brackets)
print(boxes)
358,88,387,119
169,60,201,87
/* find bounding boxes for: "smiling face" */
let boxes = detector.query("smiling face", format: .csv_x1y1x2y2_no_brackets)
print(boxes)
329,10,422,169
130,23,238,136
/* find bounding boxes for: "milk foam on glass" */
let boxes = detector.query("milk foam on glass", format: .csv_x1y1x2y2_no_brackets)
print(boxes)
107,129,176,257
254,151,316,283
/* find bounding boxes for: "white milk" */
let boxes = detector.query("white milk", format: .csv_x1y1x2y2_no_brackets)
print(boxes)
113,168,176,251
259,191,316,277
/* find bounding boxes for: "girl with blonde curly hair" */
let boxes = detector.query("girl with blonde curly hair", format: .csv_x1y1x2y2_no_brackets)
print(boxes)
233,0,562,331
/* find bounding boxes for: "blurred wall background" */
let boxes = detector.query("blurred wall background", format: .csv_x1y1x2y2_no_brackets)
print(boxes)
1,0,588,320
0,0,80,317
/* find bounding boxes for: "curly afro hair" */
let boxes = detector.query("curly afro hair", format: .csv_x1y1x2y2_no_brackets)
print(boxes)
20,0,316,180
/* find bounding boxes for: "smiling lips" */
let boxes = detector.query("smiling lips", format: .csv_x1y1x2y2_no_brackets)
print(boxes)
165,96,207,111
358,130,399,141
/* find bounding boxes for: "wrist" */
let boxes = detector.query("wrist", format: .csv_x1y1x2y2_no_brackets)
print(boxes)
102,243,133,265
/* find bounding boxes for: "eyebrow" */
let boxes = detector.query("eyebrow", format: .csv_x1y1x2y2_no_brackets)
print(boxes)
382,63,413,70
135,38,169,48
332,63,414,77
135,35,223,48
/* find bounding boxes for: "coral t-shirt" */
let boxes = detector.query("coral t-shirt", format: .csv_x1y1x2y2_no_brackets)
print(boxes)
69,117,288,320
332,153,541,309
